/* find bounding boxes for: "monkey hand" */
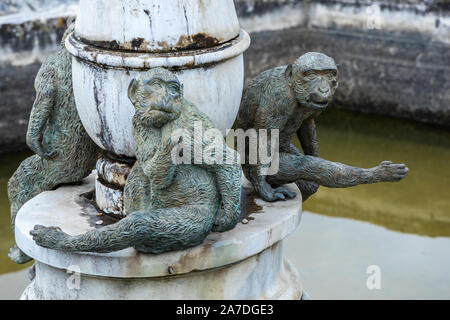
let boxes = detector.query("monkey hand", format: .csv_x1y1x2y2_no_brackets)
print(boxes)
374,161,409,182
30,225,68,249
42,150,58,160
258,182,297,202
212,213,238,233
160,135,179,157
212,201,241,233
28,139,58,160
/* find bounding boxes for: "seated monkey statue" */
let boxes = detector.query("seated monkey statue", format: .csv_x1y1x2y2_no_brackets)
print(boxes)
236,52,409,202
7,24,99,264
30,68,242,254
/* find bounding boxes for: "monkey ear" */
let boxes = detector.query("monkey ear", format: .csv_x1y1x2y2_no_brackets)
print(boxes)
128,79,139,106
285,64,293,80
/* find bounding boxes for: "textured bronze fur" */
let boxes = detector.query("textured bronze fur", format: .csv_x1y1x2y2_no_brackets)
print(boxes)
7,25,99,263
237,52,409,202
30,68,242,254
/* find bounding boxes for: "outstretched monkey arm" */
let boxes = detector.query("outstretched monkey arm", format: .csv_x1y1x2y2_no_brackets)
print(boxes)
26,65,56,159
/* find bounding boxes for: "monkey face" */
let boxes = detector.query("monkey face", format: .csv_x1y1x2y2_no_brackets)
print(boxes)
289,52,339,111
129,69,183,128
293,68,339,110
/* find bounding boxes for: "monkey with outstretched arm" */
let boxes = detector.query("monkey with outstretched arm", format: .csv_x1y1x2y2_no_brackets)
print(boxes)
30,68,242,254
7,24,100,264
236,52,408,202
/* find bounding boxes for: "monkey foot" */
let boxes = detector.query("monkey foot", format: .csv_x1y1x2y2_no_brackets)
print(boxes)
260,185,297,202
8,245,33,264
30,225,68,250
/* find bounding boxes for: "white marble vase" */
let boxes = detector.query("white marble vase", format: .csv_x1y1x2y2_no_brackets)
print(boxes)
66,0,251,157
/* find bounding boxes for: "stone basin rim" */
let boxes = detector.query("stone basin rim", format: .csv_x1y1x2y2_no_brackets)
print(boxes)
65,30,251,70
15,174,302,279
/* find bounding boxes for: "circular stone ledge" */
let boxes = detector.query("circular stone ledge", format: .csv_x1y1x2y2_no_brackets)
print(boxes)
65,30,251,70
15,173,302,279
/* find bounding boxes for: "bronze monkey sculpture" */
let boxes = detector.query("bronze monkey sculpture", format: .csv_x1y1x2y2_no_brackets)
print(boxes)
30,68,242,254
8,24,99,263
237,52,409,202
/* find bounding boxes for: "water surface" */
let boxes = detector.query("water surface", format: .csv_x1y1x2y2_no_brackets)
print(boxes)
0,151,33,274
298,109,450,237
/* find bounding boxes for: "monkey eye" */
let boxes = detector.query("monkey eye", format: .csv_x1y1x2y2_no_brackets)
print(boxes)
326,70,338,79
302,71,318,80
147,79,163,90
167,83,181,97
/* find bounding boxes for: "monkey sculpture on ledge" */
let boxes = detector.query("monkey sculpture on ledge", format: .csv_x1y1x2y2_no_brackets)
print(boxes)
237,52,409,202
30,68,242,254
7,24,99,264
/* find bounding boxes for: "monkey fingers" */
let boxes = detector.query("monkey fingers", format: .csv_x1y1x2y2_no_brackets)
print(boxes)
274,186,297,200
258,182,296,202
43,150,59,160
376,161,409,182
28,141,47,159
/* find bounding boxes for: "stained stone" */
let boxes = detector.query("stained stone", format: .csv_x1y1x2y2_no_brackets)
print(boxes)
16,174,303,300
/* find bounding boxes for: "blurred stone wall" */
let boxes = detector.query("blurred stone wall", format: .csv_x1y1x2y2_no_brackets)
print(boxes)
0,0,449,154
237,0,450,127
0,0,77,154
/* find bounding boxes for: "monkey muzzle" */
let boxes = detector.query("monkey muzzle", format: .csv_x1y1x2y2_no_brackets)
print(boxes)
308,81,332,110
307,94,330,110
141,97,181,128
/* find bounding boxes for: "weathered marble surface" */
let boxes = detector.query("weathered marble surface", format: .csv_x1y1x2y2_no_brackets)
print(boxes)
75,0,240,52
16,173,303,299
95,178,124,217
95,157,131,217
96,157,131,187
21,244,301,300
16,174,302,276
68,31,250,156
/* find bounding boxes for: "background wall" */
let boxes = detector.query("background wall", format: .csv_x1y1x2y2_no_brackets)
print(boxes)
0,0,449,154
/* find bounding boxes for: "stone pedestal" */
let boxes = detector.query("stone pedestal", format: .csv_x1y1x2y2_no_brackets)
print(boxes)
95,156,133,217
16,174,303,300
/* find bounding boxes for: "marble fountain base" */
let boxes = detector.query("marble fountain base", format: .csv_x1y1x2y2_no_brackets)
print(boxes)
15,173,304,300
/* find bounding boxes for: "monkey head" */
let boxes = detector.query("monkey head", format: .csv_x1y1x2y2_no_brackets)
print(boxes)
128,68,183,128
286,52,339,110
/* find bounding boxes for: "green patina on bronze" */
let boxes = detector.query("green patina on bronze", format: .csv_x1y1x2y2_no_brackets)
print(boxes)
237,52,409,202
7,24,100,264
30,68,242,254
